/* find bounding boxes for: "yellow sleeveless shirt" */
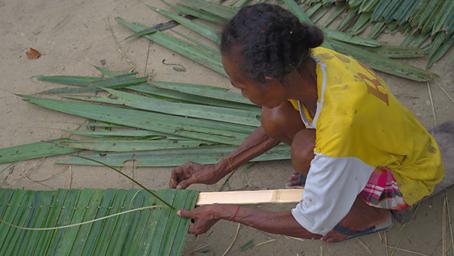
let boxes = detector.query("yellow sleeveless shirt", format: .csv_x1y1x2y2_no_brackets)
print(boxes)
288,47,444,205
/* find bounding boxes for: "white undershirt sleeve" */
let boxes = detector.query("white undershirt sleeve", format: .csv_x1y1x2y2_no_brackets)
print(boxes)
291,153,374,235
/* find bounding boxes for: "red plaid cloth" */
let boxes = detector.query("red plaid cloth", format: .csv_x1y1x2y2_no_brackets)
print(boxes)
360,167,409,210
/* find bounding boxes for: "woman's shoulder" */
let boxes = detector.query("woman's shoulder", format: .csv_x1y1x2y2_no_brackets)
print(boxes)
313,47,354,65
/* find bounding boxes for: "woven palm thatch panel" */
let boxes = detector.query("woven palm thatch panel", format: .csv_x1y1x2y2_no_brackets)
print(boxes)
0,188,197,256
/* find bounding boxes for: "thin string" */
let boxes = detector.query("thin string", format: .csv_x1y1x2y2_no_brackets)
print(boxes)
76,155,175,210
0,205,164,231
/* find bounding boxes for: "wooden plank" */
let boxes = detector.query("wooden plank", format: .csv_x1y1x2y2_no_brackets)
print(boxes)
196,189,304,205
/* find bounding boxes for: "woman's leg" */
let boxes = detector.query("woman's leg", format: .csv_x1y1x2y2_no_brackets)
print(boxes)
285,127,316,186
323,197,391,242
261,102,313,172
290,128,391,242
261,102,313,186
290,129,315,177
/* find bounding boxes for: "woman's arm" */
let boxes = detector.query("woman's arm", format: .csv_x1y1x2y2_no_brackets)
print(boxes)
178,204,321,239
214,126,280,178
170,126,280,188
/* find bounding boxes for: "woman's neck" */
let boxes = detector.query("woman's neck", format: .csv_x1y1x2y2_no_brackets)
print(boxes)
285,58,318,116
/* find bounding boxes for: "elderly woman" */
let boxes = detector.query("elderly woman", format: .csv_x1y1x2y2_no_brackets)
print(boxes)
169,3,446,242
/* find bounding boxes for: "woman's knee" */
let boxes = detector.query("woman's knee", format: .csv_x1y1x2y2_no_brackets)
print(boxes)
291,130,315,173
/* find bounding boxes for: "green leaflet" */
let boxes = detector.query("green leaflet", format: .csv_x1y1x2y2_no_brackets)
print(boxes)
322,4,345,27
58,144,291,167
282,1,381,49
33,75,101,86
149,5,221,44
432,0,454,36
393,0,418,24
94,66,116,77
426,32,451,69
348,0,363,9
169,29,221,59
99,88,261,127
151,80,254,105
330,40,438,82
85,121,125,130
172,3,226,25
0,188,198,256
325,29,381,47
116,17,226,77
22,95,247,145
34,72,138,87
336,10,358,32
131,84,260,112
357,45,426,59
232,0,253,8
359,0,379,13
371,0,392,21
306,3,322,18
368,22,386,39
62,139,209,152
179,0,237,21
64,94,257,134
348,12,371,35
282,0,314,25
410,33,431,49
414,0,442,34
125,18,179,40
82,189,117,255
37,75,148,95
0,139,80,165
67,129,167,139
68,190,104,256
312,6,330,23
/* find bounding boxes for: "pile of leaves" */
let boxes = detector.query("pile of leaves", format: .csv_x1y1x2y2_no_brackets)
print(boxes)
116,0,450,82
0,68,290,167
299,0,454,68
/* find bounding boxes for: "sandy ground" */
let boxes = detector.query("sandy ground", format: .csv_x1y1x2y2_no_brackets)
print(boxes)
0,0,453,255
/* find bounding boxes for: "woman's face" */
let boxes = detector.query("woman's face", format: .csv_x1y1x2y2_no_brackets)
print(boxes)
221,48,287,108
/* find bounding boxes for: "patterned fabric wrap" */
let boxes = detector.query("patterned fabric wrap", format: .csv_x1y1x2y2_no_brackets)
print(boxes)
361,167,409,210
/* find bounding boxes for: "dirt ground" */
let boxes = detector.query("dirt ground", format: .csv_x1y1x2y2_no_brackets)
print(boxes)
0,0,453,255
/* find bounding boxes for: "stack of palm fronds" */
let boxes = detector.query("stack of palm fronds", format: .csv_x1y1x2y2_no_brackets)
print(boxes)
0,188,197,255
114,0,450,82
0,68,290,167
299,0,454,68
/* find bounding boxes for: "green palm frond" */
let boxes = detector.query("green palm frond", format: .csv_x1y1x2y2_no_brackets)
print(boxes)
0,188,197,255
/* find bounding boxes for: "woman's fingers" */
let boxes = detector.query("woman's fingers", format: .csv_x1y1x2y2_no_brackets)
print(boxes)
177,209,196,218
176,176,197,189
169,170,179,188
170,164,193,188
188,223,196,234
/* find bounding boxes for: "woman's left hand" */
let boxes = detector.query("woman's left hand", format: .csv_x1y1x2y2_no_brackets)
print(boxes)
177,205,223,235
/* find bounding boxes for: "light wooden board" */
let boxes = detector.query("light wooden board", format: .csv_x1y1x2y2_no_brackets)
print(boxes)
197,189,304,205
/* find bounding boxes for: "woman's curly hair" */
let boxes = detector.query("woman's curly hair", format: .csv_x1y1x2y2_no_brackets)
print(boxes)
221,3,324,82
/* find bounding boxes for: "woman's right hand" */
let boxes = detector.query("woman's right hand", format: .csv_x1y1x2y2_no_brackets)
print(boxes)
169,161,223,189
